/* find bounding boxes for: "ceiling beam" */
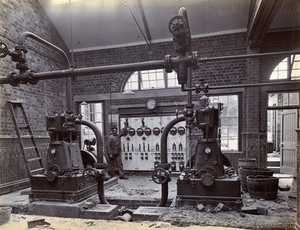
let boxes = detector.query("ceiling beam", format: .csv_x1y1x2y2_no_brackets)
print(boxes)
247,0,283,48
127,2,151,46
137,0,152,44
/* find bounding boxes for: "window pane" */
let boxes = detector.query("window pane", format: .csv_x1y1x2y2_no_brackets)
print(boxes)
167,71,180,88
141,69,165,89
209,95,239,151
268,93,278,106
268,92,300,107
289,92,299,105
124,69,181,91
80,103,104,151
270,58,288,80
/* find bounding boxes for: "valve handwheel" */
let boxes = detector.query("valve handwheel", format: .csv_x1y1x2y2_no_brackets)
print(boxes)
0,42,9,58
168,15,187,35
83,168,97,182
152,168,169,184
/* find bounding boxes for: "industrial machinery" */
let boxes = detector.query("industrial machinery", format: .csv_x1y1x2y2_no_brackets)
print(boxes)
0,6,299,210
175,96,241,208
29,112,108,203
151,8,242,209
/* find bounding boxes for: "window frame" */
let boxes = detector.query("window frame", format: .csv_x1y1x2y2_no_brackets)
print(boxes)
123,69,180,92
208,94,240,152
79,102,104,150
270,55,300,81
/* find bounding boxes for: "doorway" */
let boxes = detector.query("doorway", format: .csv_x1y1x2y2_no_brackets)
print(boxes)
267,109,299,175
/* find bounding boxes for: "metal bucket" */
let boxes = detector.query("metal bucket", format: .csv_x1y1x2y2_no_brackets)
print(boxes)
238,167,274,191
247,175,279,200
0,206,12,225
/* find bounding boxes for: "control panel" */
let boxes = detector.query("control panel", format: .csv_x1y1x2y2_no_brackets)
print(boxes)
120,116,186,171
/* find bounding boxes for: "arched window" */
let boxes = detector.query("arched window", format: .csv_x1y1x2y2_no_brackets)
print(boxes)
270,54,300,80
123,69,180,91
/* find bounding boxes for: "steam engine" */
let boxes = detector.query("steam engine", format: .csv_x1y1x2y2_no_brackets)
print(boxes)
29,113,98,203
176,97,241,209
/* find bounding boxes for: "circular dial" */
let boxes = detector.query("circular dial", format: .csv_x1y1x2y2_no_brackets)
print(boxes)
146,99,157,110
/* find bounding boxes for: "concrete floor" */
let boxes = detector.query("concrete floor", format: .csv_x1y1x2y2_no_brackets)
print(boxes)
0,172,295,229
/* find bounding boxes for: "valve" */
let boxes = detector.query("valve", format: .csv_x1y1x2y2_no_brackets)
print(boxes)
46,164,61,182
152,168,170,184
0,42,9,58
168,15,187,36
168,15,189,54
83,168,98,182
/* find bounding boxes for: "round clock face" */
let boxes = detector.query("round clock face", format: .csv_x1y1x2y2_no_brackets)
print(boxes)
146,99,157,110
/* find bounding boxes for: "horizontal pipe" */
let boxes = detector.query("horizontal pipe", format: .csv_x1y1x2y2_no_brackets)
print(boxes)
209,79,300,90
198,50,300,63
0,60,166,85
1,50,300,85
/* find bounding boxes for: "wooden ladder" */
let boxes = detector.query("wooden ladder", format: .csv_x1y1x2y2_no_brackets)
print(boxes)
8,101,45,178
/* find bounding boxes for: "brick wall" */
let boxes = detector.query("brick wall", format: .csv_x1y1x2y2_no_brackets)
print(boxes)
73,31,300,169
0,0,69,193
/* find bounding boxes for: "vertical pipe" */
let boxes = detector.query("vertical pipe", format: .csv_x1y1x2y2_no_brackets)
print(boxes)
75,119,108,204
19,31,72,111
158,115,185,207
75,119,104,164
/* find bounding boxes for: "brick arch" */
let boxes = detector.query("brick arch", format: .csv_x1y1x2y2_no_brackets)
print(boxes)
110,73,128,93
121,46,171,92
261,56,287,82
261,31,300,82
121,72,134,92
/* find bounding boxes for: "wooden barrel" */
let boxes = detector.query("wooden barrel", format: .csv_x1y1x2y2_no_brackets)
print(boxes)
238,167,274,191
238,158,257,168
247,176,279,200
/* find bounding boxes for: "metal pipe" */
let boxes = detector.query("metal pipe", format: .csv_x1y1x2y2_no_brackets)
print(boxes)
1,50,299,86
19,32,73,111
198,50,300,63
75,119,104,164
0,59,166,85
158,115,185,207
208,79,300,90
75,119,108,204
97,177,109,204
19,32,71,67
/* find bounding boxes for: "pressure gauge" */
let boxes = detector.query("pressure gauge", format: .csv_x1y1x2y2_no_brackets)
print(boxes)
50,148,56,155
146,99,157,110
204,147,211,154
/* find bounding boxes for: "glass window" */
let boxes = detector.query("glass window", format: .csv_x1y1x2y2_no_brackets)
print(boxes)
270,55,300,80
167,71,179,88
80,102,104,151
123,69,180,91
268,92,300,107
270,58,288,80
124,72,139,91
209,95,239,151
291,55,300,80
141,69,165,89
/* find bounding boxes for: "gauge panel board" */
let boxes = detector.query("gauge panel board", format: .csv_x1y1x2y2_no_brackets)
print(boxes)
120,116,187,171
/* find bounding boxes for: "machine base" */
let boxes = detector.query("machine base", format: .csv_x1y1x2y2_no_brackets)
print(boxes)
176,177,242,210
29,174,98,203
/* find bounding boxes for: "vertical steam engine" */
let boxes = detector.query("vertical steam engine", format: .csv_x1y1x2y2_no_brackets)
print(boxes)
193,98,224,182
46,113,83,182
176,97,241,209
29,112,98,203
